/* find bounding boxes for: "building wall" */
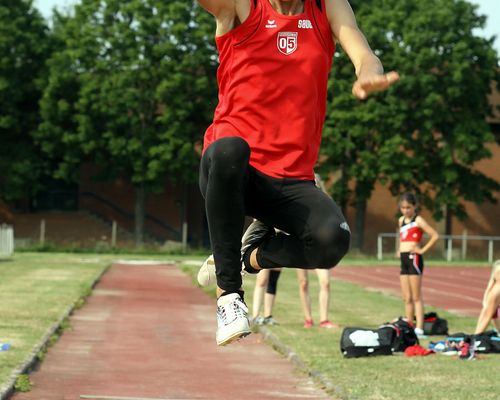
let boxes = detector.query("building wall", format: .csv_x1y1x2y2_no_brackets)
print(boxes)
78,163,206,246
351,142,500,256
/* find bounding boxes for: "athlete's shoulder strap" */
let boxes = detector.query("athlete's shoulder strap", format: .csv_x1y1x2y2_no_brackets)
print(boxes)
315,0,322,11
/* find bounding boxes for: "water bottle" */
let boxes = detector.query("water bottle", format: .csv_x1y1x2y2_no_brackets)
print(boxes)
0,343,11,351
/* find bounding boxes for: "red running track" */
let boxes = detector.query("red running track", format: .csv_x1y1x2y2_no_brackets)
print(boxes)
332,266,491,317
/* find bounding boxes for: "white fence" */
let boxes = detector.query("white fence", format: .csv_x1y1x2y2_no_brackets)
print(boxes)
377,232,500,263
0,224,14,256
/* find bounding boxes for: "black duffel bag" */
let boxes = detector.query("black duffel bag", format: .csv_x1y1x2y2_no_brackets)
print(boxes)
423,312,449,335
340,326,395,358
388,317,419,352
448,331,500,354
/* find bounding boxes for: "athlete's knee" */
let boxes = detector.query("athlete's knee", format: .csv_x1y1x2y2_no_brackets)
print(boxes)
298,277,309,291
307,219,350,267
210,137,250,178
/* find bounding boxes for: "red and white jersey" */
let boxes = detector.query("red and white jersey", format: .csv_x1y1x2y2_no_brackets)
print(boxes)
400,216,423,243
203,0,335,180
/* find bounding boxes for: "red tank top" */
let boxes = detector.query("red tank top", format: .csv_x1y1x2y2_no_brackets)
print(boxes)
400,216,423,243
203,0,335,180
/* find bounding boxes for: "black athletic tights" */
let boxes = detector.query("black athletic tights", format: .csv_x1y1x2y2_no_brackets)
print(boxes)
199,136,350,292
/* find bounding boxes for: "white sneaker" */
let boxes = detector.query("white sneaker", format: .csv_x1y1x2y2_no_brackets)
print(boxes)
197,254,216,287
216,293,251,346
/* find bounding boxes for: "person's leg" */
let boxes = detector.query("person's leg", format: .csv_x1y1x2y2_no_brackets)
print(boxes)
252,269,270,322
199,136,250,296
245,178,350,272
407,253,425,336
263,269,281,324
493,310,500,332
199,137,252,345
399,275,414,323
474,284,500,334
409,275,424,333
297,269,313,327
316,268,336,327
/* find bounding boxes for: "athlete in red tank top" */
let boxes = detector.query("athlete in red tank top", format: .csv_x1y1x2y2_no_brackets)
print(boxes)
204,0,335,179
197,0,400,346
397,192,439,338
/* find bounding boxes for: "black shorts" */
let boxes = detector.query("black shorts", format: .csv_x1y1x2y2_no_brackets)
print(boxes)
400,252,424,275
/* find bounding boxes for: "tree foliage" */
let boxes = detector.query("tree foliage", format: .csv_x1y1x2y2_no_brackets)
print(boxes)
38,0,217,185
0,0,51,201
36,0,218,242
321,0,499,247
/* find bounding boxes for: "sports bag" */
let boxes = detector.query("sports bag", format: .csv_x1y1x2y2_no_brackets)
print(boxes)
448,331,500,354
340,326,395,358
386,317,419,352
423,312,449,335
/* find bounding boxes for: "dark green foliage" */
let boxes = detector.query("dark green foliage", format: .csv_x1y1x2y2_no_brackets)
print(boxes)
0,0,51,201
322,0,499,246
35,0,217,243
37,0,217,187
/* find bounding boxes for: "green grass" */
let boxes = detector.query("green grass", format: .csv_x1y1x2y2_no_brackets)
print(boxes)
182,259,499,400
0,253,117,388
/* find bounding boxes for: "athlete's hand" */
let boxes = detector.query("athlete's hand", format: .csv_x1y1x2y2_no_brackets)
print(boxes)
352,71,400,100
413,247,424,255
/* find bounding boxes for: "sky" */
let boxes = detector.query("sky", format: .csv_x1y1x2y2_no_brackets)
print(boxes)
34,0,500,54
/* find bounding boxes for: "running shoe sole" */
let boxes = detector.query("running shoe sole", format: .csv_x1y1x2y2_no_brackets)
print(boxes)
217,330,251,346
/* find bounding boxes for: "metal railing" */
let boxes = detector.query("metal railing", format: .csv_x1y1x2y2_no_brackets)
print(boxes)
377,232,500,263
0,224,14,256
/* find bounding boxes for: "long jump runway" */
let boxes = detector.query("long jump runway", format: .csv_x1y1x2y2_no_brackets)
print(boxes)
332,265,491,317
12,263,329,400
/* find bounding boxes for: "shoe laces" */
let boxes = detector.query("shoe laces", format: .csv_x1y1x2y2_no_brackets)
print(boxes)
218,298,248,325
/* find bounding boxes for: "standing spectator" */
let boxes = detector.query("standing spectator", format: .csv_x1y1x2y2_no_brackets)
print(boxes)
297,269,337,328
398,193,439,338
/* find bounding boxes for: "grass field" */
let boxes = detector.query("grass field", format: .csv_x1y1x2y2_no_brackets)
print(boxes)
0,253,117,391
1,252,498,400
182,257,499,400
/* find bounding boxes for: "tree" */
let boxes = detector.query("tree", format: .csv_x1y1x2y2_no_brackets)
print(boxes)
36,0,218,244
321,0,499,249
0,0,51,202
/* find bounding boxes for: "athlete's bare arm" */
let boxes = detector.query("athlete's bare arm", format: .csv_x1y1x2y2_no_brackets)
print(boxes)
197,0,251,36
475,282,500,334
326,0,399,99
414,216,439,255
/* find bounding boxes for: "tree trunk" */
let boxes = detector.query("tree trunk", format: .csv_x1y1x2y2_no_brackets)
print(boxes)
445,204,452,236
354,198,366,251
339,167,349,215
134,184,145,247
181,183,188,252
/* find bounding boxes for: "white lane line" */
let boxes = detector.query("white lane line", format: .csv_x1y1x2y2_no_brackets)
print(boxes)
334,270,482,304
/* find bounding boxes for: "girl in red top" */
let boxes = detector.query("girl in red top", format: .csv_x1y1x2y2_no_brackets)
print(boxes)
198,0,399,346
398,193,439,338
